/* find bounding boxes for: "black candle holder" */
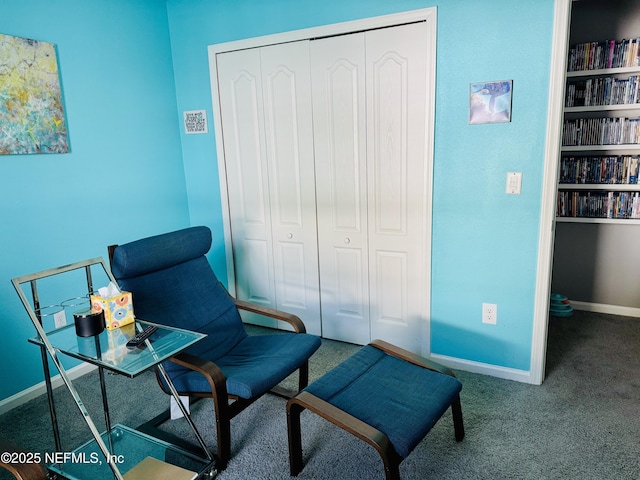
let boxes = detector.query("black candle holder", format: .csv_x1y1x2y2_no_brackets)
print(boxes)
73,310,105,337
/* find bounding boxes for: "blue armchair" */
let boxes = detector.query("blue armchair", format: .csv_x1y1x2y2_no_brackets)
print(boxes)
109,226,321,468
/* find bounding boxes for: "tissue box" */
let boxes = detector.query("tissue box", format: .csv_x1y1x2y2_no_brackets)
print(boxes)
90,291,135,330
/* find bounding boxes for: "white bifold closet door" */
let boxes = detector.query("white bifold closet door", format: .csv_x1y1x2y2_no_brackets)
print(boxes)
311,22,429,352
216,21,431,352
216,41,322,335
310,33,369,344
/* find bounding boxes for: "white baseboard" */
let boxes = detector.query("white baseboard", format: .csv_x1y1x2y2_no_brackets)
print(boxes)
0,363,96,415
571,301,640,318
430,353,536,384
429,302,639,385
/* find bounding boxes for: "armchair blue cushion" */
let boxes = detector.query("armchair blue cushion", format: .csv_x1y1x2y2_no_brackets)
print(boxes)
110,226,321,466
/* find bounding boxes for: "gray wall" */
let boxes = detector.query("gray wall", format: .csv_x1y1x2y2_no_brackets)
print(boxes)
552,223,640,307
569,0,640,45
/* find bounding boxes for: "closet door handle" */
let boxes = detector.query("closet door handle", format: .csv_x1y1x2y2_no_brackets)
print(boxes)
287,233,293,239
344,237,351,244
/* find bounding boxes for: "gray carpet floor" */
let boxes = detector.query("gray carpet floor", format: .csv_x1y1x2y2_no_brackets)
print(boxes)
1,310,638,479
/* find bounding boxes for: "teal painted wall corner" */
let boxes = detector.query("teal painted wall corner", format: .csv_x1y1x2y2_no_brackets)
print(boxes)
0,0,191,403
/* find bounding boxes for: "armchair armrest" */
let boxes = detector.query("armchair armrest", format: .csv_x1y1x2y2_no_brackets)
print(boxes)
169,351,228,395
168,351,262,417
233,298,307,333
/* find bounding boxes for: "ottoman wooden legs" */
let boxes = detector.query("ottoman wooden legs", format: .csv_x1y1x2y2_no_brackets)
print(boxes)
287,391,405,480
286,340,464,480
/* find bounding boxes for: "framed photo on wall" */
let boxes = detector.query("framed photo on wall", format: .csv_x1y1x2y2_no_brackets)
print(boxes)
469,80,513,124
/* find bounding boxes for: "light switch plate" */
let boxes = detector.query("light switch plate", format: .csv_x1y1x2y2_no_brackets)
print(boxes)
506,172,522,194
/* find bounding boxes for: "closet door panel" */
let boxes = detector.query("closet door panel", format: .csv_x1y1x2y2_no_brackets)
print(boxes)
311,33,370,344
366,22,429,353
260,42,321,334
375,251,407,324
217,48,278,320
242,239,274,304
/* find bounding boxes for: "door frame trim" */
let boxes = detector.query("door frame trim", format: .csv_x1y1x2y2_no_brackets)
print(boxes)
530,0,572,384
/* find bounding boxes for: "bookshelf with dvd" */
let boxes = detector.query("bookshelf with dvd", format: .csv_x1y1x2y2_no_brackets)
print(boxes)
559,38,640,224
552,0,640,315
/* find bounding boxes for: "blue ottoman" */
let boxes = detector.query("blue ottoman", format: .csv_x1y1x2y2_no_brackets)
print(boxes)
286,340,464,480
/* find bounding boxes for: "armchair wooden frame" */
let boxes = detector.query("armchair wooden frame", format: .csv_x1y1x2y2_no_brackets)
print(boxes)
156,300,310,469
0,439,47,480
107,245,311,469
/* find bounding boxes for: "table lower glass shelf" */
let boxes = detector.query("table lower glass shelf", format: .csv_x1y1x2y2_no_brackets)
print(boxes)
47,424,216,480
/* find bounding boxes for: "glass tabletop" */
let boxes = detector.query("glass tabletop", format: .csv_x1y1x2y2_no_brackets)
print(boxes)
29,319,206,377
47,424,215,480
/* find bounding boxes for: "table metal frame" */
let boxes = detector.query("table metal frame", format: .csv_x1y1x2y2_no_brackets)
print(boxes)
12,257,216,479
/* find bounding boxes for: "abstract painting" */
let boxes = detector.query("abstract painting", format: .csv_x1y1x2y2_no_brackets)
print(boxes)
0,33,68,154
469,80,513,124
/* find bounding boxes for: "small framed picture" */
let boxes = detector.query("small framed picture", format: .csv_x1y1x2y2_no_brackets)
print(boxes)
469,80,513,124
183,109,208,134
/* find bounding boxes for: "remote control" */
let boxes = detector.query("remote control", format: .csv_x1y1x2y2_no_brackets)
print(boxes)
126,325,159,349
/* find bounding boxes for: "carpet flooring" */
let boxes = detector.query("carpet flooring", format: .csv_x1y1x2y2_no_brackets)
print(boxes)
1,310,638,479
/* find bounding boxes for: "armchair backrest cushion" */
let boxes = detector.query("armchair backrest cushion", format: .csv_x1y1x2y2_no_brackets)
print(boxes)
110,226,246,363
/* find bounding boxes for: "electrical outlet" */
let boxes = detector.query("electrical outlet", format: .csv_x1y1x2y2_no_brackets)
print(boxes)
482,303,497,324
53,310,67,328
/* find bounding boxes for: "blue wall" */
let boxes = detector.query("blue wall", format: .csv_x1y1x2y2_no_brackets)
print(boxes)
1,0,556,403
430,2,553,370
0,0,190,401
166,0,555,371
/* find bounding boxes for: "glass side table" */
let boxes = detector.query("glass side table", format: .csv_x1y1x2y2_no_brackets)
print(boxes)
12,257,217,480
28,319,205,378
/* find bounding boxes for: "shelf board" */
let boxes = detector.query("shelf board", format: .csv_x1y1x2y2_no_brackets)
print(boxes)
566,66,640,78
556,217,640,225
561,144,640,152
558,184,640,191
564,104,640,113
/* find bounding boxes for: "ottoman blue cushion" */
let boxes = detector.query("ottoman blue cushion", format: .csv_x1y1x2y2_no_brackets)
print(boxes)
303,345,462,458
